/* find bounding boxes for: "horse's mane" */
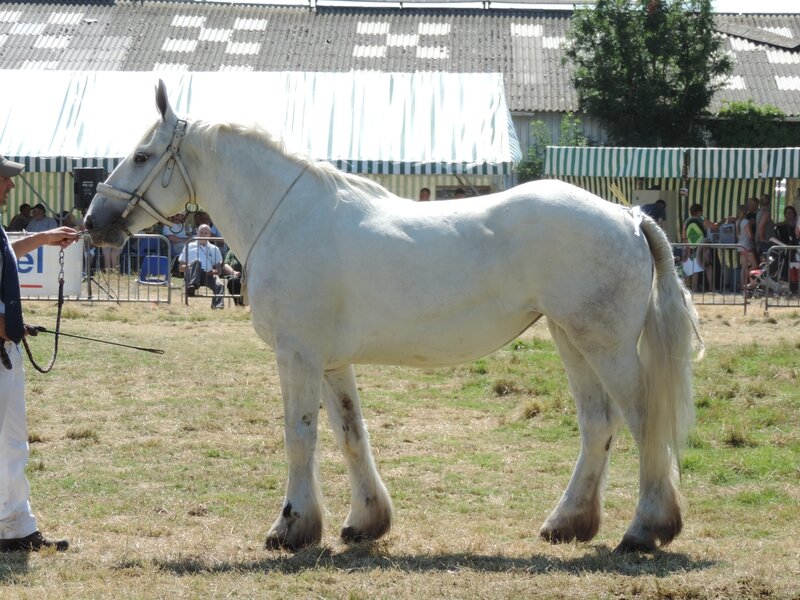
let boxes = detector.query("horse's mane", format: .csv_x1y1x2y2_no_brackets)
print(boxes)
191,120,399,206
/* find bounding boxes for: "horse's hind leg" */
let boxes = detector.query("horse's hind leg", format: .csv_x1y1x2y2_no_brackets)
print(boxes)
265,347,326,551
540,322,625,544
323,365,393,543
584,349,683,552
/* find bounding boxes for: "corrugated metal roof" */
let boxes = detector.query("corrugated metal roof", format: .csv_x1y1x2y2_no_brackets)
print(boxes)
0,2,798,114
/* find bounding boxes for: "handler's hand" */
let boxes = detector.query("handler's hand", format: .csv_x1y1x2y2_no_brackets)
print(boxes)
42,227,80,248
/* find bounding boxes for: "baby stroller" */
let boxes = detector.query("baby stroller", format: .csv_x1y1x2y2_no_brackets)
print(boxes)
746,237,794,298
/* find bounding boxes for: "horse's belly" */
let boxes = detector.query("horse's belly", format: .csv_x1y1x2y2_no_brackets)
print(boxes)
349,311,539,368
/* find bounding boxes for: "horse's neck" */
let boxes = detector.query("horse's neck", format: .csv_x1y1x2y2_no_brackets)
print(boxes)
190,130,311,260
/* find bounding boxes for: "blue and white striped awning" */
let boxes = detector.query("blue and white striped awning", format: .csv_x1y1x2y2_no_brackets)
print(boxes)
544,147,684,178
0,71,521,176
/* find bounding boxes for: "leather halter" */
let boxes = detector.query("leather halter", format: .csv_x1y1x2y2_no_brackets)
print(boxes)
95,119,196,235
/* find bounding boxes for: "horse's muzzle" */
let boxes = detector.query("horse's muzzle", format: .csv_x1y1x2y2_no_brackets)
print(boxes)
83,213,129,248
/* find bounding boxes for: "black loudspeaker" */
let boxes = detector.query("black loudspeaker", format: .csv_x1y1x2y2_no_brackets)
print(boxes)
73,167,106,210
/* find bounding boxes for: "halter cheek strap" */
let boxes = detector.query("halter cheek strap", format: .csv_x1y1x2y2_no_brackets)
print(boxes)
96,119,196,234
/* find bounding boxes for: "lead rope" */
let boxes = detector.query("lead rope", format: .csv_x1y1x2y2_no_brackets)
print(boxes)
21,247,65,373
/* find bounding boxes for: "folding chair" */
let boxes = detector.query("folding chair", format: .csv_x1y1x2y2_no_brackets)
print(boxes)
137,255,170,286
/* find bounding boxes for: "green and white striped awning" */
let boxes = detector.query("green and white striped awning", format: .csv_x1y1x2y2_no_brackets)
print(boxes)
545,147,684,178
686,148,772,179
766,148,800,179
0,70,521,176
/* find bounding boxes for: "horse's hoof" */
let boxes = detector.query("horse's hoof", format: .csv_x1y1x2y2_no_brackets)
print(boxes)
340,526,369,544
540,526,577,544
613,535,657,554
539,512,600,544
265,534,301,552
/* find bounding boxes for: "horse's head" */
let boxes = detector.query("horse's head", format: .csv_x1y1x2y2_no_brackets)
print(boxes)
85,80,196,248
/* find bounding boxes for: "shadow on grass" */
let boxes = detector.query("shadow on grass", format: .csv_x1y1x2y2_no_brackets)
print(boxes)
151,543,716,578
0,552,30,582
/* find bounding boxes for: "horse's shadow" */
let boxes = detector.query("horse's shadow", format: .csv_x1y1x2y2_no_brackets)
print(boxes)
152,544,716,578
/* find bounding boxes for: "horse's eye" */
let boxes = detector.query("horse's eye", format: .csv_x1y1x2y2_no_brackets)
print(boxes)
134,152,150,164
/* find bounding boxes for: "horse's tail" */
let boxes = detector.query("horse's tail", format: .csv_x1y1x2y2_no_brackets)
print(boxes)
639,217,703,489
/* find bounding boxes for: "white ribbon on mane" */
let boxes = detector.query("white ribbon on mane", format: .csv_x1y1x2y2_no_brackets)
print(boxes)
628,205,643,237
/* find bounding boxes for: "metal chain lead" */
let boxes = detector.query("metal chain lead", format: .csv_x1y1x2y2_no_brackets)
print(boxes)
22,246,66,373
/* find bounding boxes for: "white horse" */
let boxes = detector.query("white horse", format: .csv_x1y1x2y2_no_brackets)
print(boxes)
85,81,701,553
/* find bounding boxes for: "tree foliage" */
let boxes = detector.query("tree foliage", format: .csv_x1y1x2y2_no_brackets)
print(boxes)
516,113,588,183
705,100,800,147
565,0,732,146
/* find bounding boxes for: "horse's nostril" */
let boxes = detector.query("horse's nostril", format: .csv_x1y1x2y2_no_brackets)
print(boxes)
84,215,94,230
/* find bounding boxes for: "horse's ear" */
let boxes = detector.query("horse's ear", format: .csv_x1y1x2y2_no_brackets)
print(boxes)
155,79,174,122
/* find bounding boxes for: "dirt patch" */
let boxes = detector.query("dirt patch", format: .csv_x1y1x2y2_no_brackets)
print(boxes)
518,304,800,350
694,304,800,348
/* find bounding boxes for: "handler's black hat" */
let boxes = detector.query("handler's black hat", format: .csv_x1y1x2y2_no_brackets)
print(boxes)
0,154,25,177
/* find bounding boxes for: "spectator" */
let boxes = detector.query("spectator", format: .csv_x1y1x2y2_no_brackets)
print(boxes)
775,205,798,245
641,199,667,227
223,250,245,306
418,187,431,202
755,194,776,261
194,211,226,254
1,153,78,552
453,188,466,199
682,203,706,292
162,212,193,270
102,246,121,273
179,224,224,309
735,204,757,294
25,203,58,232
7,203,31,231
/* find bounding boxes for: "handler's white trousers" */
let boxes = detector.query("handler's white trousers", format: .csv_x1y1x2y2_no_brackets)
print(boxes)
0,341,38,540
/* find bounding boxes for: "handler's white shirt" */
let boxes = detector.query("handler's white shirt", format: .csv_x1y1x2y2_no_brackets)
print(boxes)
179,240,222,270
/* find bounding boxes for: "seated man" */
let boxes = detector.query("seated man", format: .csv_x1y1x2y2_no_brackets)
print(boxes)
222,249,245,306
25,203,58,232
178,224,225,309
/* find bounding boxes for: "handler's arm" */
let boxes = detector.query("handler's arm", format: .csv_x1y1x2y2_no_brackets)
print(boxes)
11,227,79,257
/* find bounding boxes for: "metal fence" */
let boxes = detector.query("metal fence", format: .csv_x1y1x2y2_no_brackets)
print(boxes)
672,242,751,312
24,233,246,307
672,242,800,315
24,233,794,313
24,233,176,304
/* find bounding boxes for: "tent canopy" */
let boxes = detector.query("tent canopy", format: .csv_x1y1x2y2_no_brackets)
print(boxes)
546,146,800,180
544,147,684,179
0,70,521,176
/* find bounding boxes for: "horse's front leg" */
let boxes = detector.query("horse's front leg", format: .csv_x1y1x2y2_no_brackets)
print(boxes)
265,346,325,551
323,366,393,543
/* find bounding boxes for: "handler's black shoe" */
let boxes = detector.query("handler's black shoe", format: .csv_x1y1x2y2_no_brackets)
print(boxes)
0,531,69,552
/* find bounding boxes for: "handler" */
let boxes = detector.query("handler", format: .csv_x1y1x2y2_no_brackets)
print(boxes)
0,154,79,552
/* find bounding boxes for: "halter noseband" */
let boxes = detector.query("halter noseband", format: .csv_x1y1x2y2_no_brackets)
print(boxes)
95,119,196,235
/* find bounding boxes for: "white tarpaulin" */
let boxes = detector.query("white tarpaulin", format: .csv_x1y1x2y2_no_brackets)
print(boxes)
0,70,521,175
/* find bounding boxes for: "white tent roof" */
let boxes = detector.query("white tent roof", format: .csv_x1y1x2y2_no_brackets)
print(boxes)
0,70,521,175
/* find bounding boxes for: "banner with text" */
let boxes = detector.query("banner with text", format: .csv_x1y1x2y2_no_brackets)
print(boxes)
9,234,83,297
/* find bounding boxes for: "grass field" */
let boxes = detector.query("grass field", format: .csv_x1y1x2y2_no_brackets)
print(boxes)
1,301,798,599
